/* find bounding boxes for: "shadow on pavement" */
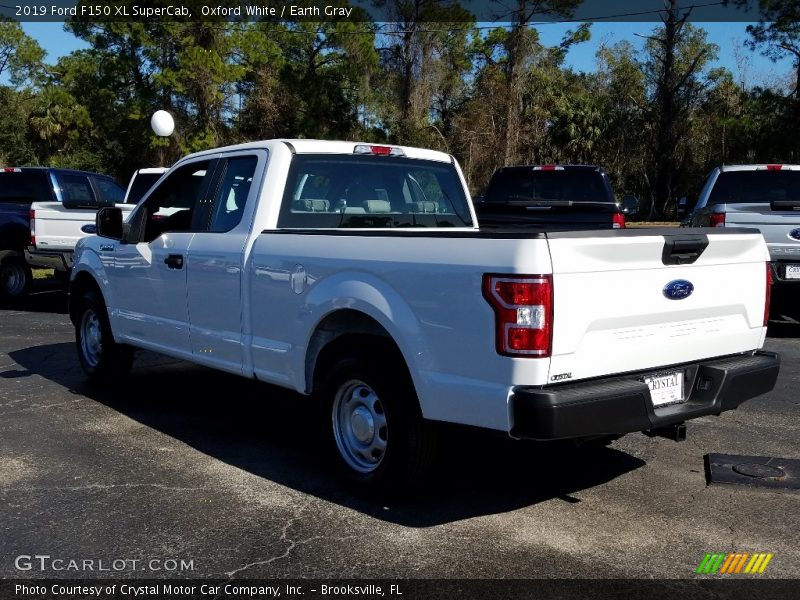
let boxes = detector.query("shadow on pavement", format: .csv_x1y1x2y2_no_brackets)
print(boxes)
766,317,800,339
9,341,645,527
0,285,68,314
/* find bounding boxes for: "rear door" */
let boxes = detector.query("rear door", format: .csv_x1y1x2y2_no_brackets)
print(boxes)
545,229,769,384
185,151,264,374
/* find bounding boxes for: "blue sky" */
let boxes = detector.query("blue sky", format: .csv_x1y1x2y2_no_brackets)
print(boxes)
19,21,796,90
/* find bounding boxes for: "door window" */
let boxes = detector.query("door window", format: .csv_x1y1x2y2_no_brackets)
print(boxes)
128,160,213,243
93,176,125,204
58,173,95,206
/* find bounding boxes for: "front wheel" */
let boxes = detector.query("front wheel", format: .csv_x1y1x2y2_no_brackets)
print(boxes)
0,256,32,301
319,349,436,494
75,289,134,381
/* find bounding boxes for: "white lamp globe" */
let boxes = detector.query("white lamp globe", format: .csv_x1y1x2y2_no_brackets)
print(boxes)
151,110,175,137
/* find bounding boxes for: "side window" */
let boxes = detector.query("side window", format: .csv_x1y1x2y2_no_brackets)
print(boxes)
58,174,95,205
130,160,213,243
208,156,258,232
93,177,125,204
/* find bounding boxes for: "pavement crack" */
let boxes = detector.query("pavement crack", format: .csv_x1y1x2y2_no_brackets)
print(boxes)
223,499,353,578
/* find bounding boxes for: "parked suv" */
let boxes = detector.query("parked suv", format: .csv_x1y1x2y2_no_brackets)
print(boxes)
0,167,124,300
684,164,800,293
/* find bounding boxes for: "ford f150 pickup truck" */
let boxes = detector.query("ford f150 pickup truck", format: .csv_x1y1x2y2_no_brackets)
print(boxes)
684,164,800,296
0,167,124,300
476,164,637,229
69,140,780,491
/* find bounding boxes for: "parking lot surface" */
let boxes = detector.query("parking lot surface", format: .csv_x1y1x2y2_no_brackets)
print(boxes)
1,289,799,579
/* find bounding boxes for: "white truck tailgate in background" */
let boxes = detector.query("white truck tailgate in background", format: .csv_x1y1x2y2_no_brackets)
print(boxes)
33,202,135,251
546,232,769,383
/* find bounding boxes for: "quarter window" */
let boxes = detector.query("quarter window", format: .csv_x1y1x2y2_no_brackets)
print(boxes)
209,156,258,232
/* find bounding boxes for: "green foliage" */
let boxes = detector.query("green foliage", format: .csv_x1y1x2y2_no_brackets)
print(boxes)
0,20,45,86
0,4,797,214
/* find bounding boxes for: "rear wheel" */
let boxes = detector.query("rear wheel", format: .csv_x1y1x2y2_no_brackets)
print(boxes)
319,348,436,494
0,256,31,301
75,289,134,381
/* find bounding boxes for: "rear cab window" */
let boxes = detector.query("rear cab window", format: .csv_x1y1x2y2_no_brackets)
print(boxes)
484,168,614,205
708,170,800,205
0,171,53,203
277,154,473,228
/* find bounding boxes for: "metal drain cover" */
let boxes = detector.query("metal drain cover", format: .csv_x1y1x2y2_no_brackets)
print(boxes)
706,453,800,490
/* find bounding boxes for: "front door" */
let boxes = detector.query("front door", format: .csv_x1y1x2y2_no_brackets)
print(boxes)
108,158,217,357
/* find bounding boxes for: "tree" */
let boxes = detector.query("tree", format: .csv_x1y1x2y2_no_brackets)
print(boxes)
374,0,474,148
739,0,800,98
0,20,44,86
491,0,583,165
639,1,718,217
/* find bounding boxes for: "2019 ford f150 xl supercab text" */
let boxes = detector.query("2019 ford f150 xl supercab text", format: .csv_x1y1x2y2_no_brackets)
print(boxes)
69,140,780,492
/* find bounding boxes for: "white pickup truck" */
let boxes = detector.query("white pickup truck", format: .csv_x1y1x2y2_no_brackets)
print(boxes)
27,168,166,276
69,139,780,491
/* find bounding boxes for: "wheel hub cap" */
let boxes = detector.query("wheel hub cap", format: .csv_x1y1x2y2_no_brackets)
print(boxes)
350,406,375,444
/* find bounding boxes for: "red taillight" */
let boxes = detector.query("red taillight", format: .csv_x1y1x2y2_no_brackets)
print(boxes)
482,274,553,357
29,209,35,246
764,263,772,326
766,164,783,171
612,212,626,228
353,144,406,157
709,212,725,227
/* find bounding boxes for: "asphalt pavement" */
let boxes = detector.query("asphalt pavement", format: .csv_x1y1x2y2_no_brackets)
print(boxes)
1,288,798,580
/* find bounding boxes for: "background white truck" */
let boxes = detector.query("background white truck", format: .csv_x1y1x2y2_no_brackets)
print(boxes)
69,140,780,492
27,168,166,279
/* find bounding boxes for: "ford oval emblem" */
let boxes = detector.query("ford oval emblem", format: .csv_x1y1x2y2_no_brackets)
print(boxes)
789,228,800,241
663,279,694,300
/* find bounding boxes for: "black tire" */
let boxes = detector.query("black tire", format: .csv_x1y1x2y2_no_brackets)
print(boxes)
318,348,436,495
74,289,134,381
0,255,32,301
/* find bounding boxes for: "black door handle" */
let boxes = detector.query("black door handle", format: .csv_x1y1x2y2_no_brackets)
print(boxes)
164,254,184,269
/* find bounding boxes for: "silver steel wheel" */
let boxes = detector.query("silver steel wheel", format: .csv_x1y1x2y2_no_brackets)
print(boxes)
332,379,388,474
80,309,103,369
1,261,27,297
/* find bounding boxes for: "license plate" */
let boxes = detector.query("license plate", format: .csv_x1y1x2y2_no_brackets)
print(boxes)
644,371,685,407
786,265,800,280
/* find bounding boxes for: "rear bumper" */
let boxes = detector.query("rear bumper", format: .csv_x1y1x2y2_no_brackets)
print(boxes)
511,351,780,440
25,247,73,272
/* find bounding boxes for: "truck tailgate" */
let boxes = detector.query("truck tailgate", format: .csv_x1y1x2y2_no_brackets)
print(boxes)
545,229,769,383
723,203,800,260
32,202,135,251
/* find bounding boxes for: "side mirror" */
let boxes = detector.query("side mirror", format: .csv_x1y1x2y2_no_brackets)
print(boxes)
620,195,639,215
96,207,123,240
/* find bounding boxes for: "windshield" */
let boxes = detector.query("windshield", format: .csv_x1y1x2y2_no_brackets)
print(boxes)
484,169,612,204
126,172,165,204
708,170,800,205
277,154,473,228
